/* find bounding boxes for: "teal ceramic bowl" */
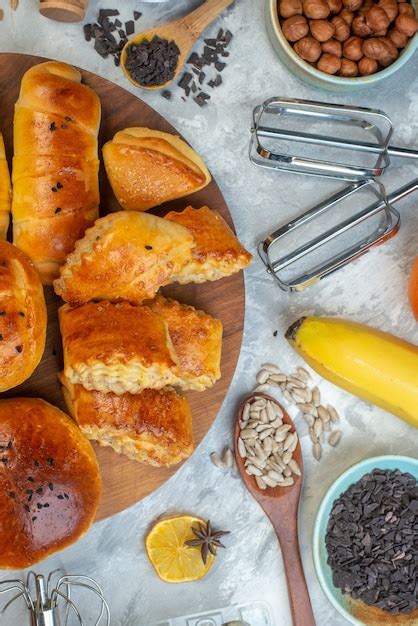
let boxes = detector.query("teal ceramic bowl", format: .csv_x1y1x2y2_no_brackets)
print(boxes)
313,455,418,625
266,0,418,91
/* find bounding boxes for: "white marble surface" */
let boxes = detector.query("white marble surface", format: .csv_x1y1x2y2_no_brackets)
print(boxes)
1,1,418,624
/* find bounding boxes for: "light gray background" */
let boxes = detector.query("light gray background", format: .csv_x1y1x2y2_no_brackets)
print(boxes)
0,0,417,624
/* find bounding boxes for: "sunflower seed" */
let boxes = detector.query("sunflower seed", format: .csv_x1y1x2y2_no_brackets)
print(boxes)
273,453,287,470
260,408,269,423
269,402,283,419
261,363,282,374
297,402,314,414
275,424,292,442
267,470,285,482
268,373,287,383
239,419,249,429
281,477,295,487
266,402,276,422
276,443,285,457
323,420,331,432
291,388,310,404
288,436,298,453
283,466,292,477
256,423,272,433
241,429,257,440
318,405,330,423
312,387,321,407
263,437,274,457
244,438,256,448
309,427,318,444
259,428,274,441
252,398,267,409
222,447,234,468
254,383,269,393
282,450,292,464
246,464,263,476
283,432,297,451
249,456,266,470
254,441,266,459
297,367,311,381
270,417,283,429
242,403,250,422
255,475,267,490
263,475,280,488
304,413,315,427
313,442,322,461
268,460,283,473
283,389,294,403
329,430,342,447
256,369,270,385
287,375,307,388
314,418,323,438
327,404,340,423
210,452,225,469
288,458,301,476
237,438,246,458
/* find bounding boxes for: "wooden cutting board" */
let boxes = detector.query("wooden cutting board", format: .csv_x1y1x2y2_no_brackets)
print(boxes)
0,53,245,520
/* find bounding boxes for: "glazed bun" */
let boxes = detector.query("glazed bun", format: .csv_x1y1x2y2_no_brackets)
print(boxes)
0,398,101,569
0,240,47,392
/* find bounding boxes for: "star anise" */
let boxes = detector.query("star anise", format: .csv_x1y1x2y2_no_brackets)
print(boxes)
184,519,230,565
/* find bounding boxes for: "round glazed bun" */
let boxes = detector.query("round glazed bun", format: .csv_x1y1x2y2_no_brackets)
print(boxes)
0,398,101,568
0,240,47,392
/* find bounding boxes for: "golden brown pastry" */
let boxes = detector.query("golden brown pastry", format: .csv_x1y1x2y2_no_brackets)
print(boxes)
146,295,222,391
165,206,252,284
102,128,211,211
12,61,101,284
59,301,184,395
60,377,194,467
0,133,11,240
53,211,194,304
0,397,101,569
0,240,47,392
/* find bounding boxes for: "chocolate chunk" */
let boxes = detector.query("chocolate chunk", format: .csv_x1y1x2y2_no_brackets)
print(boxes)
114,18,122,27
193,94,208,107
133,11,142,20
178,72,192,90
99,9,119,17
161,90,172,100
125,20,134,36
215,61,226,72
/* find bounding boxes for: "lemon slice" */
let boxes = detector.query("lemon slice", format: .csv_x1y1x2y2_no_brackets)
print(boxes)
145,515,215,583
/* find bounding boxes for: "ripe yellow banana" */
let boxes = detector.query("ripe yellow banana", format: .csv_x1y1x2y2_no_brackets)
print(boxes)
285,316,418,426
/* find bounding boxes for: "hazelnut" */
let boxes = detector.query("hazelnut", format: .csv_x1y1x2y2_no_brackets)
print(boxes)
279,0,303,18
327,0,343,12
388,26,409,46
331,15,351,39
342,0,363,11
352,14,372,36
339,9,355,24
321,37,343,55
366,6,391,32
378,0,398,22
358,56,379,74
339,58,359,75
317,52,342,72
362,36,391,58
395,13,418,35
293,35,323,60
310,18,336,40
398,3,415,17
343,35,364,59
302,0,330,18
282,15,310,41
378,35,399,64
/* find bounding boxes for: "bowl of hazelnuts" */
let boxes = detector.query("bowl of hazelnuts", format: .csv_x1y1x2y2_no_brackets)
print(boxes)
266,0,418,90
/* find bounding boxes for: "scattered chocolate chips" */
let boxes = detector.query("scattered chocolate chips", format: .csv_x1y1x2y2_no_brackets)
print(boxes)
49,121,57,131
145,245,153,250
83,8,142,66
161,90,172,100
18,311,25,317
15,345,22,353
55,208,62,214
0,311,5,315
0,334,3,341
326,468,418,615
124,36,180,87
47,457,54,466
56,181,63,189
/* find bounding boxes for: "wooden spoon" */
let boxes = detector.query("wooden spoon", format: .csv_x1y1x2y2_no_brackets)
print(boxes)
234,393,316,626
121,0,234,90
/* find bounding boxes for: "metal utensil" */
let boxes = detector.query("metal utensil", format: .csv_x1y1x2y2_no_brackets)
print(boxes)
258,178,418,292
250,98,418,181
0,570,110,625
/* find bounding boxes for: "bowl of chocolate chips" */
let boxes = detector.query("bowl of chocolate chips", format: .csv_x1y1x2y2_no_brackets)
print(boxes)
313,455,418,625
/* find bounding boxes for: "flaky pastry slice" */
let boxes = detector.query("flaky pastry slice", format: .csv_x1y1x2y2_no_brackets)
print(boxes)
0,134,11,240
165,206,252,284
103,128,211,211
59,301,184,395
60,376,194,467
53,211,194,304
146,295,222,392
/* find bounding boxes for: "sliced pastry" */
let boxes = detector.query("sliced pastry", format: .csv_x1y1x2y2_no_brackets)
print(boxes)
146,295,222,391
0,240,47,392
102,128,211,211
0,134,11,240
53,211,194,304
165,206,252,284
61,376,194,467
59,301,183,395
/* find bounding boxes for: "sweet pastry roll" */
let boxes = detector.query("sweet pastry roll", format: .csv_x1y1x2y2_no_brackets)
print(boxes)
0,397,100,568
0,240,47,392
102,128,211,211
12,61,101,284
53,211,194,305
0,134,11,240
59,301,184,395
146,295,222,391
60,377,194,467
165,206,252,284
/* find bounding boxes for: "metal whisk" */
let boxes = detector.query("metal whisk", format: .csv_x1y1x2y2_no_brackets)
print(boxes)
0,569,110,625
